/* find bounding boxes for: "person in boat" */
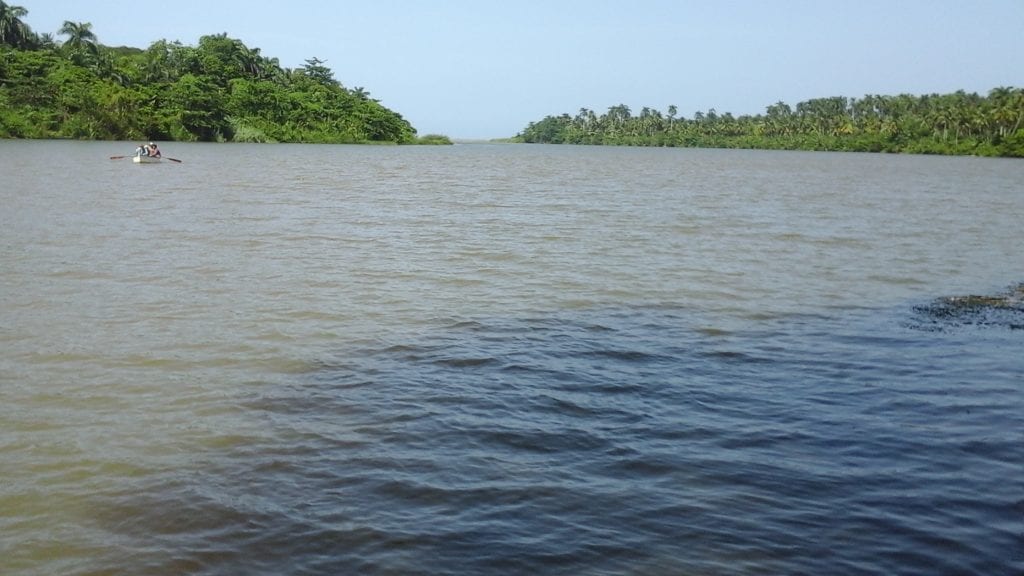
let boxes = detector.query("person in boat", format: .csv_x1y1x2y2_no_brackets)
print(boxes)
135,143,148,157
147,142,161,158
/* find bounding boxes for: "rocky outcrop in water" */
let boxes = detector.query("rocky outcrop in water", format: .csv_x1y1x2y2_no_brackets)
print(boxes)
914,283,1024,330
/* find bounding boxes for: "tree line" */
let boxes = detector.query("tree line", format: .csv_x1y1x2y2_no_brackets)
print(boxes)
516,89,1024,157
0,2,450,144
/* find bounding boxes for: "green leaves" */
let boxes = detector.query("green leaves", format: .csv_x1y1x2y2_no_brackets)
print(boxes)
1,17,422,143
518,89,1024,157
0,1,33,49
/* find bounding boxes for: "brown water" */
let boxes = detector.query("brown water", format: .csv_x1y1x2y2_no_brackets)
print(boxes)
2,140,1022,575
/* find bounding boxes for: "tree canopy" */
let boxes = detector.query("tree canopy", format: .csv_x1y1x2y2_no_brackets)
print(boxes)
0,2,448,144
517,90,1024,157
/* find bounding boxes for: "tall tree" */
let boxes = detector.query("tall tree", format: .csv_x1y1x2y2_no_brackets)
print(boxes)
300,57,338,87
0,1,33,48
57,20,98,54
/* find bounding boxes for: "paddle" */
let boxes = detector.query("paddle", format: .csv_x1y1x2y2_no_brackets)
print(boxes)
109,154,182,162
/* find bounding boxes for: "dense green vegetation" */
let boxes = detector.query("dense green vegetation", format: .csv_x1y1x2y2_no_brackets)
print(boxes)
0,2,450,144
517,90,1024,157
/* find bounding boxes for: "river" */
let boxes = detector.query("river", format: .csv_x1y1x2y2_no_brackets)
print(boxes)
1,140,1022,575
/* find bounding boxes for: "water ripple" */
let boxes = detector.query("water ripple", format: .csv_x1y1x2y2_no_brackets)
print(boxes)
4,143,1024,575
79,305,1010,576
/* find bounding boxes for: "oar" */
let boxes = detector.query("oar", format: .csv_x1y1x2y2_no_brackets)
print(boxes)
110,154,182,162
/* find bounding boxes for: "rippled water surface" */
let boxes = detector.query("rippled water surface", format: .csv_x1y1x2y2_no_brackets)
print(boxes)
2,141,1022,575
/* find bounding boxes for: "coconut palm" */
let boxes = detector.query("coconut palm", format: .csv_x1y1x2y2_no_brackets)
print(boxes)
34,31,55,49
988,86,1024,138
0,1,33,48
58,20,98,54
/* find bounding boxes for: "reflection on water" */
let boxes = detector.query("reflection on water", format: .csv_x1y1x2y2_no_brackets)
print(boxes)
1,141,1022,575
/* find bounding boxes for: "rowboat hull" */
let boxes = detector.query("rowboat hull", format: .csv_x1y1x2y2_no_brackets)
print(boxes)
132,156,161,164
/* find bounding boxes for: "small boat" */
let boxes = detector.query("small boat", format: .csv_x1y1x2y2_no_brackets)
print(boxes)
132,155,162,164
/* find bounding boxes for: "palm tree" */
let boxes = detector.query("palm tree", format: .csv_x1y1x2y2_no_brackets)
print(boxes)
932,100,956,142
34,31,55,49
0,1,33,48
1008,88,1024,135
987,86,1024,138
765,101,792,136
605,104,631,136
58,20,98,54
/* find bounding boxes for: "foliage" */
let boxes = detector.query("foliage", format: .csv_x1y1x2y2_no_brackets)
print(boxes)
0,4,436,144
516,90,1024,158
0,1,34,49
414,133,453,145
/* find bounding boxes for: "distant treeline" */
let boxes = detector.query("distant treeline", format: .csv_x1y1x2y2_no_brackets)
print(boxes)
516,89,1024,157
0,2,450,144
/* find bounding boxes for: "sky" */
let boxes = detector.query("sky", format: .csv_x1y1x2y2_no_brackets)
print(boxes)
17,0,1024,139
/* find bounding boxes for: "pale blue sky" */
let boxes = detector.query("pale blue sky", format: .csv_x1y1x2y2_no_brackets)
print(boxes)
18,0,1024,139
